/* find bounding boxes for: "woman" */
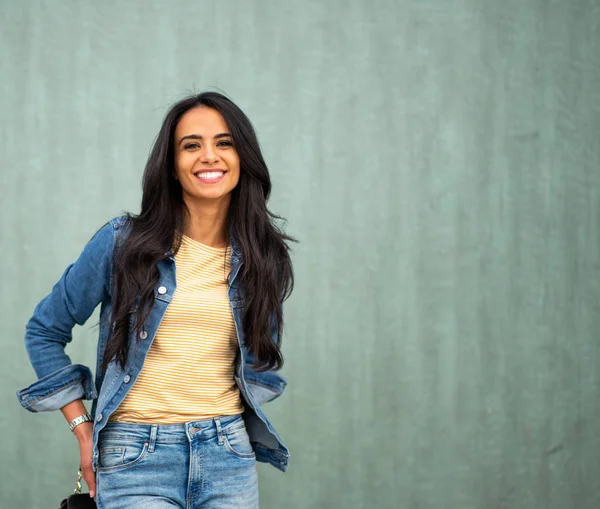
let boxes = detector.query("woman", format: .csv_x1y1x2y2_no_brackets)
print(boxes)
16,91,295,508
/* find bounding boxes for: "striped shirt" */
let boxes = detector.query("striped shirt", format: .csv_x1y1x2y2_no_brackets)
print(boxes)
109,233,245,423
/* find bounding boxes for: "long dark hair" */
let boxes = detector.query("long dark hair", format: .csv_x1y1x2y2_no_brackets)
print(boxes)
100,92,296,374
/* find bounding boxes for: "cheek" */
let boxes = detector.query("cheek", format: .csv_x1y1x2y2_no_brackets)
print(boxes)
229,168,241,187
175,154,195,177
229,156,241,177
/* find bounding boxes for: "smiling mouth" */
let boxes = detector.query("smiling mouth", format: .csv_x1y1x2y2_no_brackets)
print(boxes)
194,170,226,181
194,170,226,183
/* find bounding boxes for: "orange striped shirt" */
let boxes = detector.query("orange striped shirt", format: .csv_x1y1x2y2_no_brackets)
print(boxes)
109,233,245,423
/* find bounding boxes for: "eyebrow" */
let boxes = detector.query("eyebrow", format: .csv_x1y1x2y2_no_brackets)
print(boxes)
178,133,232,146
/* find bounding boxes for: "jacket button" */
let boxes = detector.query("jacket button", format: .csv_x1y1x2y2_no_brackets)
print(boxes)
124,375,131,383
96,414,103,422
140,330,148,339
158,286,167,294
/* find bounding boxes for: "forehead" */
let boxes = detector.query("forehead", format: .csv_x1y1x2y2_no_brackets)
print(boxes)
175,106,229,136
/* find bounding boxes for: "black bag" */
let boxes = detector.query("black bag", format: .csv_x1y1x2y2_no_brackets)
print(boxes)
59,467,96,508
59,493,97,509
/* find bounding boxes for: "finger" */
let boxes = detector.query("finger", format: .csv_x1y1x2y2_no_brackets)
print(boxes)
83,467,96,497
79,459,95,495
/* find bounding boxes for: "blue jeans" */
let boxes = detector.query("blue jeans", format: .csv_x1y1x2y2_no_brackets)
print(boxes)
94,414,259,508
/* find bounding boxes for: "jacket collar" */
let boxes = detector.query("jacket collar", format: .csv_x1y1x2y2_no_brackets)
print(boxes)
229,229,242,265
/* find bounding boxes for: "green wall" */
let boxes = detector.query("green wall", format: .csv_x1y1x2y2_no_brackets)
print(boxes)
2,1,599,507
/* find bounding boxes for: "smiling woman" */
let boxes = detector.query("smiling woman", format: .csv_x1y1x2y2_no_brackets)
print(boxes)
17,91,296,509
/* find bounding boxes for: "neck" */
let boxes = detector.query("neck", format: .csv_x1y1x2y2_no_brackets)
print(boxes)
181,196,231,248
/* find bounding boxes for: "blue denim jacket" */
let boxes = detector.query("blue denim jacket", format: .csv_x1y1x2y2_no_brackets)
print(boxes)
16,215,289,472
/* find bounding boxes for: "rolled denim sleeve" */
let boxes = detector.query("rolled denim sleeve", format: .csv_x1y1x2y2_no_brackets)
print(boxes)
16,220,116,412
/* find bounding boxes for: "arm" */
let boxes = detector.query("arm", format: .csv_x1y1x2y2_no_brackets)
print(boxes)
16,220,116,412
61,398,96,498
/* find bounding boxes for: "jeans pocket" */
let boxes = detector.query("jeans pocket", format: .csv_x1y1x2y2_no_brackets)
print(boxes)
98,438,149,473
223,424,256,460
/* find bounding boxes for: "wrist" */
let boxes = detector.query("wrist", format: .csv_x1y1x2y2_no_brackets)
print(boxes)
69,413,93,431
73,421,93,441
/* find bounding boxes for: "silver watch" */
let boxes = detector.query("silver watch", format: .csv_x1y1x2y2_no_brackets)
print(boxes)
69,413,93,432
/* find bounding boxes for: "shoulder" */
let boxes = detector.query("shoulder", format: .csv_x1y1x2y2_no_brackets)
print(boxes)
104,215,134,258
108,214,133,241
109,214,132,231
83,215,132,257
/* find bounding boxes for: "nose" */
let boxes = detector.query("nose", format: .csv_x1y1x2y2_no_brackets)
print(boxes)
200,144,219,163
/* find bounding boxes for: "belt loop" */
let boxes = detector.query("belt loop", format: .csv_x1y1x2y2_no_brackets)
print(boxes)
148,424,158,452
214,417,224,445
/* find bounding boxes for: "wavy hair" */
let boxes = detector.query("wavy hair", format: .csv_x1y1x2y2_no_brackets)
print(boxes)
100,92,296,374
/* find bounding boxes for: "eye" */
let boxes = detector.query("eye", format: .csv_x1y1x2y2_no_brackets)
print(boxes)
183,141,232,150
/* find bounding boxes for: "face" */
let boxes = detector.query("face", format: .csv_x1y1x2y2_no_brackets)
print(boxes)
173,106,240,207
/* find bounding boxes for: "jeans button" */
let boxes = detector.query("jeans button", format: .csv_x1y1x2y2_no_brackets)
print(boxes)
124,375,131,383
140,330,148,339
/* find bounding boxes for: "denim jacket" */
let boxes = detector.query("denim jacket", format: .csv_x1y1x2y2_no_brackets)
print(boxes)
16,215,289,472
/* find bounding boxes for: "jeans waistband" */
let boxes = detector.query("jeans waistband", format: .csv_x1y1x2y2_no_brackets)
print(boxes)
99,414,244,449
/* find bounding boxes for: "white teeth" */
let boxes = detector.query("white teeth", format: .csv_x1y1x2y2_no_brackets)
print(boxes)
196,171,224,179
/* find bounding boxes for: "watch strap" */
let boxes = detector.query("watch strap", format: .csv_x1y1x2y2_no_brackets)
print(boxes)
69,413,93,432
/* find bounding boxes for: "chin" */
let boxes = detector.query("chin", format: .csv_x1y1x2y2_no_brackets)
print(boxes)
188,191,233,202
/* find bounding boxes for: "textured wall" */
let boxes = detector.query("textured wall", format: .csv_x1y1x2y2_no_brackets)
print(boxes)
2,0,599,508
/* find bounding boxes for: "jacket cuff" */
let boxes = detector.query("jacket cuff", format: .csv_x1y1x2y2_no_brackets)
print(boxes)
245,370,287,406
16,364,97,413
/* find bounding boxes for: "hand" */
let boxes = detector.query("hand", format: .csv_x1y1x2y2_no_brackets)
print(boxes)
74,422,96,498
